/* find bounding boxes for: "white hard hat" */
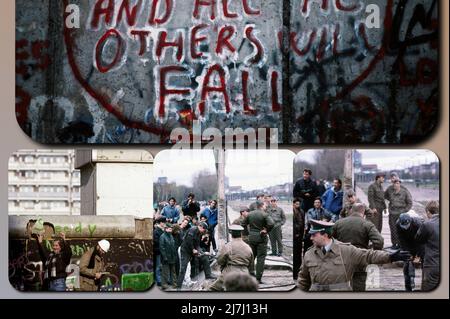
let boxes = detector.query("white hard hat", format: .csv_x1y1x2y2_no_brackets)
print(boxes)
98,239,110,253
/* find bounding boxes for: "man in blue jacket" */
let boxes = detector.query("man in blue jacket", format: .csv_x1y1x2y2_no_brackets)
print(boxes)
321,179,344,222
161,197,180,224
201,200,218,252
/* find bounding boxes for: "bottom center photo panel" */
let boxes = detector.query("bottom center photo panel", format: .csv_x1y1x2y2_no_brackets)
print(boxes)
153,150,296,292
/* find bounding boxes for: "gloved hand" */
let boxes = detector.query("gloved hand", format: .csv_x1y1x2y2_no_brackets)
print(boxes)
390,250,412,262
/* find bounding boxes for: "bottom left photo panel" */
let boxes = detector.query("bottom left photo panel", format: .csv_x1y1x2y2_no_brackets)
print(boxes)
8,149,154,292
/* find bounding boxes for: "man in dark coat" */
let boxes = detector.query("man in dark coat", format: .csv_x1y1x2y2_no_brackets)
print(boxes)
153,217,166,286
293,169,318,213
181,193,201,219
176,222,216,290
396,212,425,291
415,201,440,292
159,224,178,290
293,198,305,280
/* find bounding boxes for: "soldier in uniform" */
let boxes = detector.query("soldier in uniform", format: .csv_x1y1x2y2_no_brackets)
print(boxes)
207,225,254,291
385,179,413,248
267,197,287,257
298,220,410,292
367,173,387,232
249,194,265,212
232,207,250,244
241,200,275,284
340,191,373,219
333,203,384,291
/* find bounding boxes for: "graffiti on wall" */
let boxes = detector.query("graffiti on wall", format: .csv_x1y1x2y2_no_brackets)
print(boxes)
15,0,439,144
288,0,439,143
9,238,154,292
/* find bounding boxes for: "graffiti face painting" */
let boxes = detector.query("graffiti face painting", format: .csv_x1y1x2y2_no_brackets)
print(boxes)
16,0,439,144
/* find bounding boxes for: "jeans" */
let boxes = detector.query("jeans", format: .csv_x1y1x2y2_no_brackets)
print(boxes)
49,278,66,292
209,225,217,251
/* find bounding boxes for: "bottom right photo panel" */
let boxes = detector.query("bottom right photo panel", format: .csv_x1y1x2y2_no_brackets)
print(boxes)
293,150,440,292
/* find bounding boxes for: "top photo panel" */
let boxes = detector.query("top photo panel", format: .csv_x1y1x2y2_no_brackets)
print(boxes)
16,0,439,144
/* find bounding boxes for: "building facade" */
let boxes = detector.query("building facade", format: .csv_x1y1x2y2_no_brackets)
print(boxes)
8,150,81,215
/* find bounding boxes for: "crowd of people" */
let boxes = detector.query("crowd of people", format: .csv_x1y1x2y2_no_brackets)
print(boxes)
154,193,288,291
293,169,440,292
154,193,219,290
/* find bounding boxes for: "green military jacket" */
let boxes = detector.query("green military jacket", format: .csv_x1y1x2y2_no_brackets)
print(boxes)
298,240,391,292
384,186,413,214
267,206,286,227
367,181,387,210
241,209,275,244
332,214,384,249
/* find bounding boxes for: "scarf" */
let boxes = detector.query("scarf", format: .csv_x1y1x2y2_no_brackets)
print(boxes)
44,252,58,279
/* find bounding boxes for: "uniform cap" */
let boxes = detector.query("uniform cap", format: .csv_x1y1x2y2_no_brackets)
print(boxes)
309,220,334,235
229,225,244,231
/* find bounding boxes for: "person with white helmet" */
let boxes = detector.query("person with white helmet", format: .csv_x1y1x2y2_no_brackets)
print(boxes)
79,239,111,291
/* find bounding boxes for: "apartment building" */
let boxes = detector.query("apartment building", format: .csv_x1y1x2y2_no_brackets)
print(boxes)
8,150,81,215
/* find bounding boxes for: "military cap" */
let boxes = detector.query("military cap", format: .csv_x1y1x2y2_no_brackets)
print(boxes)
239,206,250,213
229,224,244,232
164,223,173,229
376,172,386,179
309,220,334,235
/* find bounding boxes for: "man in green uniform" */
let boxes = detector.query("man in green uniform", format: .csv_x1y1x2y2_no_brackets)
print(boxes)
367,173,387,232
267,197,287,256
298,220,410,292
385,179,413,248
333,203,384,291
249,194,265,212
207,225,254,291
241,200,275,284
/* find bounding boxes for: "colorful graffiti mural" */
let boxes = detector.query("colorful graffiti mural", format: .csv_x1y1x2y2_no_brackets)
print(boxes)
9,216,153,292
9,238,153,292
15,0,439,144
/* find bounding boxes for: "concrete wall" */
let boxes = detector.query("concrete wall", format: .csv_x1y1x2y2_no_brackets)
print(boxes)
15,0,438,144
76,150,154,217
9,216,153,292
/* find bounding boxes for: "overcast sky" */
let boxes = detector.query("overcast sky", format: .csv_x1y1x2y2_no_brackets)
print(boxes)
358,150,439,170
295,150,439,171
225,150,295,191
154,150,216,186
